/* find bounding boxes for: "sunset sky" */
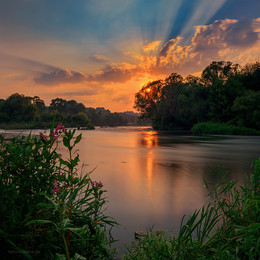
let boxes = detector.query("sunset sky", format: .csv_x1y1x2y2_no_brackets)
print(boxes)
0,0,259,112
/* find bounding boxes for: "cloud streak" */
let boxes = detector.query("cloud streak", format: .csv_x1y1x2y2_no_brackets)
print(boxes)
34,69,88,86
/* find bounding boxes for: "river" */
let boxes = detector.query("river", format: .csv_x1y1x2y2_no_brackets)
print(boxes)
1,127,260,255
62,127,260,255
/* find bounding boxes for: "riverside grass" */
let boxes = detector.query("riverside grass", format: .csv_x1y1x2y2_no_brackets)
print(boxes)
124,158,260,260
0,125,117,259
192,122,260,135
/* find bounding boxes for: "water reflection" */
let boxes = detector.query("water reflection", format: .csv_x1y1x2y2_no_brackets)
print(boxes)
141,131,158,148
146,150,154,194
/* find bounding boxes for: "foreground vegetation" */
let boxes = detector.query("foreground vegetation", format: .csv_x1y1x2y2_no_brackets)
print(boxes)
0,124,117,259
134,61,260,133
124,158,260,259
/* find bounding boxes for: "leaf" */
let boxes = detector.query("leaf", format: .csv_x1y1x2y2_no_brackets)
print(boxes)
60,158,70,167
67,188,79,205
72,253,87,260
26,219,53,226
74,134,82,145
55,253,66,260
203,177,209,189
71,155,80,167
43,194,59,210
63,137,70,148
62,218,72,229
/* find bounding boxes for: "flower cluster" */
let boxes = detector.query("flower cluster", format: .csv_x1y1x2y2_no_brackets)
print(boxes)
40,123,65,143
50,123,65,141
91,181,103,188
53,179,67,193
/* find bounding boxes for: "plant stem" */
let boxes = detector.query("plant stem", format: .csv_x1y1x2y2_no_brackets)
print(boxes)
59,203,70,260
67,146,74,249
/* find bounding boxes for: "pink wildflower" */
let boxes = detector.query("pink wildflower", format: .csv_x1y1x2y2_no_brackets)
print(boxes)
53,180,59,193
91,180,103,188
50,123,65,140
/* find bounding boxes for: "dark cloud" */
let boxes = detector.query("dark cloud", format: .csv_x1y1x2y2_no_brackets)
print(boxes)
34,69,88,85
159,39,178,57
224,19,258,46
193,18,259,52
89,65,136,83
34,65,137,86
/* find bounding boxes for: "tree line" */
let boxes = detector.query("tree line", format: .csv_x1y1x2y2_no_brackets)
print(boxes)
0,95,147,129
134,61,260,131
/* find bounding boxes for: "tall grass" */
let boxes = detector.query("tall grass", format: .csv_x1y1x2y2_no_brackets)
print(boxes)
124,158,260,259
192,122,260,135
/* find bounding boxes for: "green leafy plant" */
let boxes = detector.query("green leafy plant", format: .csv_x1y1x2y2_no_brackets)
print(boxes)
0,124,117,259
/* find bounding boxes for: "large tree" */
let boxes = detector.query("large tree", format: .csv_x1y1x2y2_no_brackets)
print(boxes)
201,61,239,86
49,98,86,115
0,93,38,122
134,80,163,118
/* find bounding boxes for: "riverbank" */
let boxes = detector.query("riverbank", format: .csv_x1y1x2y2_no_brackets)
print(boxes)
192,122,260,136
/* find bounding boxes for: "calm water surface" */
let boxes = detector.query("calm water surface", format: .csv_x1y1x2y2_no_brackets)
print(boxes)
67,127,260,254
1,127,260,255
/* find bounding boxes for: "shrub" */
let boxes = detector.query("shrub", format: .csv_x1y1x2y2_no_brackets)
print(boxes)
192,122,260,135
0,124,117,259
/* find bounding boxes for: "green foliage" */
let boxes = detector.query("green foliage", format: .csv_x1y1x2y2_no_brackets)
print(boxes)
134,80,164,118
231,90,260,130
192,122,260,135
134,61,260,131
0,94,146,129
0,125,117,259
124,158,260,259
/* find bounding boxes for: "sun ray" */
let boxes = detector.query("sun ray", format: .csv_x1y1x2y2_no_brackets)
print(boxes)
179,0,228,44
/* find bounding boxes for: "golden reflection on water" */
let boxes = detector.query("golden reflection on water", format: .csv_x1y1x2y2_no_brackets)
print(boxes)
146,150,154,193
142,131,158,148
142,131,158,195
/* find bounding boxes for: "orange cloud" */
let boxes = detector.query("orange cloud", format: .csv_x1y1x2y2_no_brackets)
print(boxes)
154,17,260,76
143,40,161,52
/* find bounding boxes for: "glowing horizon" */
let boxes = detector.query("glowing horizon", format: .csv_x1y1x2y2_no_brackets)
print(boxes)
0,0,259,112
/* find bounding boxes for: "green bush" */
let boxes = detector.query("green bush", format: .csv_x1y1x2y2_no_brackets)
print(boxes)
192,122,260,135
124,158,260,259
0,124,117,259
